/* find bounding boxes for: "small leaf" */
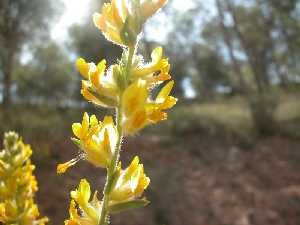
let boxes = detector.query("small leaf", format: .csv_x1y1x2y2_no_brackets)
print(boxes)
71,138,81,147
88,87,118,107
105,167,120,195
108,198,150,214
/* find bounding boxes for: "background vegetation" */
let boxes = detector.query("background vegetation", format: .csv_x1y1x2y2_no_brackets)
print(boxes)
1,0,300,224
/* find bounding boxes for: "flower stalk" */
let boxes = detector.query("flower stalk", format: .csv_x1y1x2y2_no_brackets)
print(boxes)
100,44,135,225
57,1,177,225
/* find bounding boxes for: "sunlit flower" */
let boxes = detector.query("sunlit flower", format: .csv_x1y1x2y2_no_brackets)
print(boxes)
65,179,101,225
93,0,168,46
57,113,118,173
76,58,118,108
131,47,171,86
121,79,177,134
110,156,150,204
0,132,48,225
146,80,177,122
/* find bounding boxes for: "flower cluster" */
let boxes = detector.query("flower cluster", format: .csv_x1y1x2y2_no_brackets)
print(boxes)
0,132,48,225
57,0,176,224
93,0,167,46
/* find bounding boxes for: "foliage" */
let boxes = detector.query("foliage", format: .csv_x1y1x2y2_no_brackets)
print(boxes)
0,0,63,106
15,42,75,105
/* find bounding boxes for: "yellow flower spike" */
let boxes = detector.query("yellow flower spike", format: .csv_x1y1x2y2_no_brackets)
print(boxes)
57,113,118,171
62,0,175,222
110,156,150,203
0,132,48,224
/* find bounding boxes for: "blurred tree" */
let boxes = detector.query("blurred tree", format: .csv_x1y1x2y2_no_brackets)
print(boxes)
162,3,203,98
224,1,273,93
0,0,62,107
15,42,74,106
215,0,247,94
192,45,230,100
68,0,122,65
259,0,300,88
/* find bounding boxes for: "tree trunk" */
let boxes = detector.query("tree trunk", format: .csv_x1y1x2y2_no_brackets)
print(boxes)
224,0,268,93
215,0,247,94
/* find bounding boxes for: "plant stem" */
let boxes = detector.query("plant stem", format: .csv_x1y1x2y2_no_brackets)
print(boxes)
98,46,135,225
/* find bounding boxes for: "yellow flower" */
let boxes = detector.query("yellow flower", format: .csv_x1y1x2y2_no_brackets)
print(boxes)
76,58,118,108
93,0,167,46
121,79,177,134
110,156,150,204
0,132,48,224
65,179,101,225
131,46,171,86
57,113,118,173
146,80,177,123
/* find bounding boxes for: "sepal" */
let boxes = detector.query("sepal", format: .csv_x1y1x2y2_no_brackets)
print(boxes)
108,198,150,214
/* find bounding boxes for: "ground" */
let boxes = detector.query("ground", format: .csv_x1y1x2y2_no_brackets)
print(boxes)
2,94,300,224
35,132,300,225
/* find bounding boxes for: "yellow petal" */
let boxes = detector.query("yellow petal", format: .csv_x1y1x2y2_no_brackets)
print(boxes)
72,123,82,139
124,109,147,135
142,0,168,20
151,47,163,64
160,96,178,109
57,158,80,174
111,0,126,27
122,79,148,116
97,59,106,74
82,112,90,136
76,58,89,79
156,80,174,102
147,110,167,123
90,115,98,127
103,116,114,127
93,13,105,30
71,179,91,209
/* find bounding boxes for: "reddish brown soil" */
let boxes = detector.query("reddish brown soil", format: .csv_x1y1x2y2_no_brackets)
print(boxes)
34,133,300,225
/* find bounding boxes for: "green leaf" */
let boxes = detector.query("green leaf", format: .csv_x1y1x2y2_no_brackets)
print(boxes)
71,138,81,147
108,198,150,214
88,87,117,107
105,168,120,196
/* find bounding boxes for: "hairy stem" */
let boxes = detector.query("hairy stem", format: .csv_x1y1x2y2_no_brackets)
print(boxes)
99,46,135,225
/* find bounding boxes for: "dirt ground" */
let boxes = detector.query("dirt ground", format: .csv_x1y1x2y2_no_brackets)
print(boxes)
34,133,300,225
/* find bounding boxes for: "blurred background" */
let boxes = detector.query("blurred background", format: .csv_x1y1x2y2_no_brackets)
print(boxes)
1,0,300,224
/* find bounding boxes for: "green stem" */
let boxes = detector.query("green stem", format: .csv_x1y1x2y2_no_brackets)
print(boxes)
125,47,135,85
98,46,135,225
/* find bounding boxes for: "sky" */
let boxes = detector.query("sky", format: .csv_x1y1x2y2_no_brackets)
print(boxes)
51,0,93,41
